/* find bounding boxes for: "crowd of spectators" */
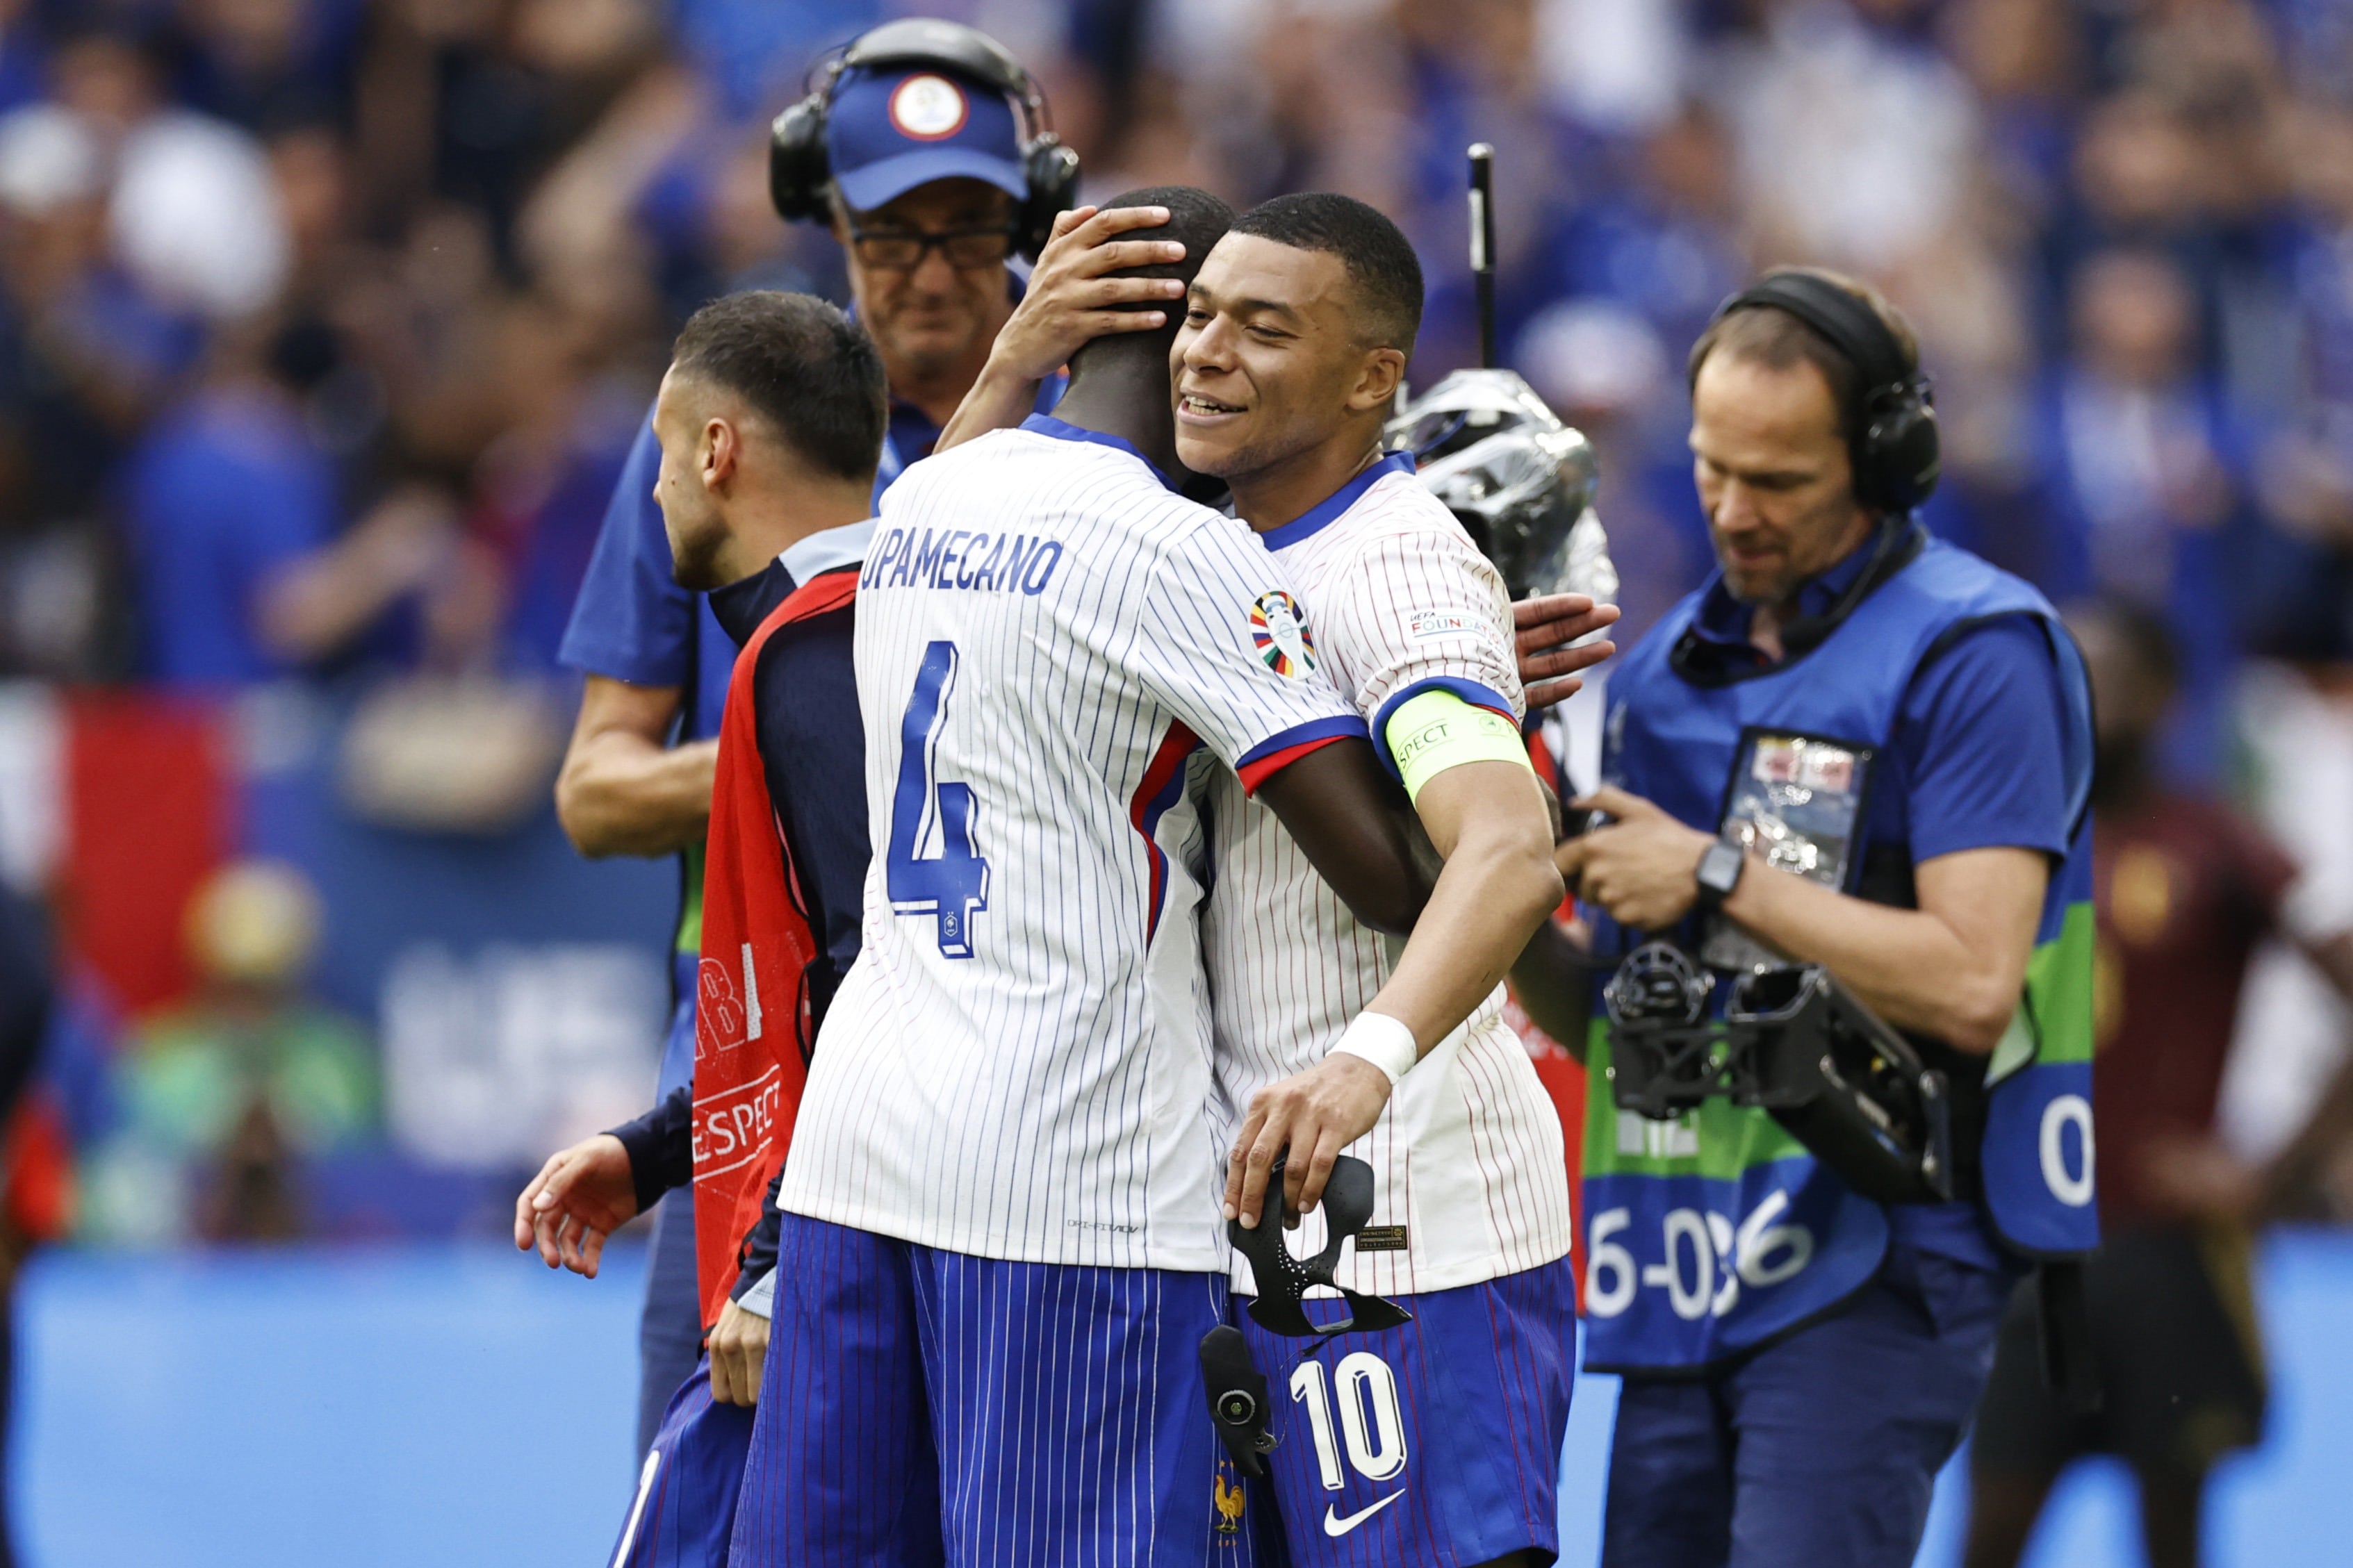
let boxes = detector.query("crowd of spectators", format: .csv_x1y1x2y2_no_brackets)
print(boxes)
0,0,2345,768
0,0,2349,1230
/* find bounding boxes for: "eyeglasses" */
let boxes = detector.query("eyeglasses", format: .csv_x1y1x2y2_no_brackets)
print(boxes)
848,224,1017,271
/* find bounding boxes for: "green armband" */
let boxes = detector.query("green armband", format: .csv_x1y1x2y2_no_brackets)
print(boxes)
1384,689,1531,804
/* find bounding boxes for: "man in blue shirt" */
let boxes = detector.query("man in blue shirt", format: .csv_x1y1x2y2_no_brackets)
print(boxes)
552,20,1183,1454
1511,269,2097,1568
527,291,887,1568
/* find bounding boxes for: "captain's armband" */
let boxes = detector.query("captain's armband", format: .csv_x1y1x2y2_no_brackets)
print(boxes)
1384,689,1531,804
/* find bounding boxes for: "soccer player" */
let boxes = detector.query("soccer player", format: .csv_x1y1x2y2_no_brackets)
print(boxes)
1169,195,1585,1568
940,191,1616,1560
517,292,887,1567
730,186,1553,1567
550,20,1179,1451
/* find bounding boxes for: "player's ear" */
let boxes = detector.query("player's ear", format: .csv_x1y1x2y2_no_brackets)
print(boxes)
1347,345,1408,413
701,416,739,491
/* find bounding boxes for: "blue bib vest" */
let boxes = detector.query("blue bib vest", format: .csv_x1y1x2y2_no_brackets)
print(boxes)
1581,536,2098,1373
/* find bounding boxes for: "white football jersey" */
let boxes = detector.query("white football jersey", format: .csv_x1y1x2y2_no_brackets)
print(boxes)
777,418,1365,1271
1202,454,1575,1296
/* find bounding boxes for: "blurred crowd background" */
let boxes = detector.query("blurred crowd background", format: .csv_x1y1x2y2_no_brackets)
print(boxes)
0,0,2345,1270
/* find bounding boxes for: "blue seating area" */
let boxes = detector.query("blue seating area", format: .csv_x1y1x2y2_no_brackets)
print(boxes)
17,1230,2352,1567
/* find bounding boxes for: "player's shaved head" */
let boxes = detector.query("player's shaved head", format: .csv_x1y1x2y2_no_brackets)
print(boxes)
1229,192,1423,356
1065,186,1236,383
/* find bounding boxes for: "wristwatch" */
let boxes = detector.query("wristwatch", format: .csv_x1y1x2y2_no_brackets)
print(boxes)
1695,839,1746,914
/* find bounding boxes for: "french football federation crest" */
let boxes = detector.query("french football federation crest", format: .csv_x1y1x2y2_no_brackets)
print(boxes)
1249,591,1316,677
1213,1466,1247,1537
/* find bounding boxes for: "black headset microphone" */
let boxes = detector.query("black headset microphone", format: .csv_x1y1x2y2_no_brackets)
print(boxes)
766,18,1082,262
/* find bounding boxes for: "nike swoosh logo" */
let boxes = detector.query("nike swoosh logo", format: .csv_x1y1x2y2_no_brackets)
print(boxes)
1322,1491,1404,1536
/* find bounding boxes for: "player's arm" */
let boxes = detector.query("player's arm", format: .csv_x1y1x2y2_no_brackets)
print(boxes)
511,1087,691,1276
1254,741,1435,936
1365,707,1565,1041
1229,700,1563,1228
554,675,716,857
936,204,1191,453
1509,916,1595,1061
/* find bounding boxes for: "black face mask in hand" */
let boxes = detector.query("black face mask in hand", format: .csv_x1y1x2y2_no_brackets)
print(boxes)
1226,1153,1413,1339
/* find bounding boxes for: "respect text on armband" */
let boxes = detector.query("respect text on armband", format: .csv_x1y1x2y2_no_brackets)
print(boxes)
860,526,1066,595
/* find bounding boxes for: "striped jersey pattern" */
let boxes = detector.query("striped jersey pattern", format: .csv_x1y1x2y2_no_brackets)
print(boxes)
1202,459,1575,1297
778,420,1364,1272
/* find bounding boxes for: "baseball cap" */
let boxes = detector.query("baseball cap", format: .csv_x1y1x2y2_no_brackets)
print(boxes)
826,65,1028,213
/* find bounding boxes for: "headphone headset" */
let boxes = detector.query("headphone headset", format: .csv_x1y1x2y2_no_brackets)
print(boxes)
1700,271,1941,514
767,18,1081,263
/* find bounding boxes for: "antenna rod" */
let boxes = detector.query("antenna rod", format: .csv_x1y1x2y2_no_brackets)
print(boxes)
1468,143,1497,369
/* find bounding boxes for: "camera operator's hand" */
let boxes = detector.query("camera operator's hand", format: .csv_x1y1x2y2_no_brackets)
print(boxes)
1224,1052,1394,1231
1514,593,1619,709
514,1133,637,1278
1559,785,1718,932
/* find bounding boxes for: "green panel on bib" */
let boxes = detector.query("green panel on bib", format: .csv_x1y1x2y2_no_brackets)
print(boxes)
1582,1019,1811,1182
2024,898,2095,1068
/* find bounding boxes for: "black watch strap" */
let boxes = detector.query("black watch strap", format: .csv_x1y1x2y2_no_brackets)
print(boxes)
1696,839,1745,913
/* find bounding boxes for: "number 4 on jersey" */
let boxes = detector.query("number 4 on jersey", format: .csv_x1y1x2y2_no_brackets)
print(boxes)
888,640,990,958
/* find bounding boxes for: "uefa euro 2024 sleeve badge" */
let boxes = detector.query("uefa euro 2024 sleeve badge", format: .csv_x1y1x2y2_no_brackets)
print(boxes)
1249,591,1317,677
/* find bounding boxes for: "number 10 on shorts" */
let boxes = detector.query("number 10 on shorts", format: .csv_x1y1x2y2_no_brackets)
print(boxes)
1290,1353,1409,1489
888,641,991,957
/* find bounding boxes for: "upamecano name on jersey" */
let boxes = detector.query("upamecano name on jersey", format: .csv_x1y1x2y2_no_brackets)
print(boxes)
860,525,1067,595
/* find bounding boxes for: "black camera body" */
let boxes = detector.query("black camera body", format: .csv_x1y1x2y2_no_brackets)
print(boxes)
1605,943,1954,1205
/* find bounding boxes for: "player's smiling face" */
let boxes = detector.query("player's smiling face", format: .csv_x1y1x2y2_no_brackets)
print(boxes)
1172,235,1399,487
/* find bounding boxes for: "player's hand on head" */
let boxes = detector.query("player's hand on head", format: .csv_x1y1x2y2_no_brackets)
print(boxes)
1224,1053,1394,1231
1514,593,1620,709
513,1133,637,1278
707,1298,771,1407
989,204,1190,383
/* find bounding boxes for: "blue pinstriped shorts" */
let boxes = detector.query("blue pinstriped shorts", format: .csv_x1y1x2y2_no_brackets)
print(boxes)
608,1355,753,1568
1236,1259,1578,1568
730,1214,1271,1567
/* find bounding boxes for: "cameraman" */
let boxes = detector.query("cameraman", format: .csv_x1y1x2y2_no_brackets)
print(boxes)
1512,269,2096,1568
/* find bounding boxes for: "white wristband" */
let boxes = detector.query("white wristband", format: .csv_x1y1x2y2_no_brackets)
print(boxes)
1329,1012,1420,1087
733,1266,775,1320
